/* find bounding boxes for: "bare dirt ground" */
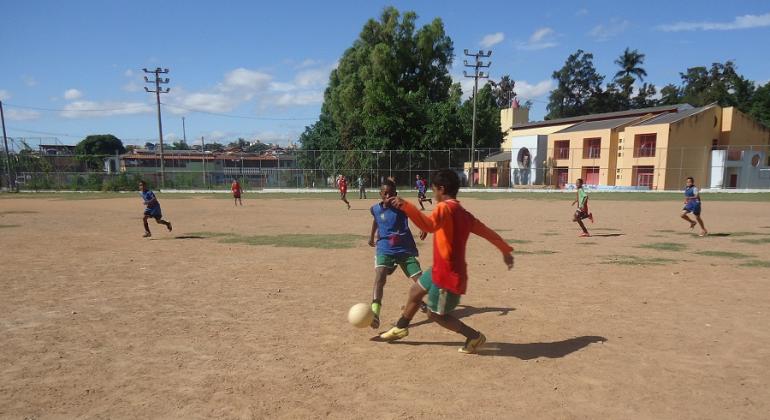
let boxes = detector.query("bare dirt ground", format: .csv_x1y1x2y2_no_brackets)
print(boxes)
1,193,769,419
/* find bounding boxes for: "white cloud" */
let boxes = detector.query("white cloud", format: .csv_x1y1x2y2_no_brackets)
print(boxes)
175,92,238,113
64,88,83,100
5,109,40,121
0,89,10,100
273,91,324,107
515,79,555,99
516,27,558,50
296,58,320,69
588,18,631,41
124,69,134,77
576,8,589,17
221,68,272,91
60,101,153,118
294,68,329,88
480,32,505,48
22,75,38,87
658,13,770,32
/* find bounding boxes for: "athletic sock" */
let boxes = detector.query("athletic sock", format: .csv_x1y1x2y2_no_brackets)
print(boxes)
371,301,381,316
396,316,411,329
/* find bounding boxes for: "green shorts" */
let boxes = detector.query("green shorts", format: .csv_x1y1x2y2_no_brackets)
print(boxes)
375,254,422,279
418,268,461,315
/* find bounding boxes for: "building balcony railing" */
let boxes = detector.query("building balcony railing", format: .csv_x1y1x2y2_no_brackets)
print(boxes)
583,148,601,159
634,147,656,158
554,149,570,160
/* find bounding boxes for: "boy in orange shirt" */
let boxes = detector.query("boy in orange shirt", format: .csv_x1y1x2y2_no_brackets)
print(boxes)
379,169,514,354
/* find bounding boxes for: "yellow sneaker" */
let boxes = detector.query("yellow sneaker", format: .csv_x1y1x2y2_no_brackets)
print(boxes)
379,326,408,342
458,332,486,354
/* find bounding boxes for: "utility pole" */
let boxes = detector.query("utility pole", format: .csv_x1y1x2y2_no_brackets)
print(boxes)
144,67,170,189
182,116,187,145
0,100,13,191
463,49,491,187
201,136,207,189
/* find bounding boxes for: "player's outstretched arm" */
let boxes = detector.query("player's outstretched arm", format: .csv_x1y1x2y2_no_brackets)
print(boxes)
387,197,445,233
470,217,514,255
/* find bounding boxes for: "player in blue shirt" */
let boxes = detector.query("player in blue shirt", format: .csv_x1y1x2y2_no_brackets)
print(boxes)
681,176,707,236
367,179,426,328
139,180,172,238
415,174,432,210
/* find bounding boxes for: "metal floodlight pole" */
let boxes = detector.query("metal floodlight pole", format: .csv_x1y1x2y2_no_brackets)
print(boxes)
144,67,170,189
463,49,492,187
182,116,187,145
201,136,206,189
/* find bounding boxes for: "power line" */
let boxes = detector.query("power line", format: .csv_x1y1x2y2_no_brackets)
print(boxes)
3,102,318,121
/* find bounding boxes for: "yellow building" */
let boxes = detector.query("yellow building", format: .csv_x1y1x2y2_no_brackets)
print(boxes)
526,104,770,190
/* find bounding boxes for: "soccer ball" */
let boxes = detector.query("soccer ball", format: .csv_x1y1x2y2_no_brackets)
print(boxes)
347,303,374,328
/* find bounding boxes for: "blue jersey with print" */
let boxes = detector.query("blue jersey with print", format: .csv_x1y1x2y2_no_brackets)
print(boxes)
684,185,699,202
370,202,418,256
141,190,159,208
416,180,426,193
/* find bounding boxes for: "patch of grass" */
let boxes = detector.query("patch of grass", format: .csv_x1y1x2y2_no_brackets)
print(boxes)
219,233,365,249
591,227,621,231
0,210,38,215
647,234,665,238
694,250,753,259
637,242,687,251
581,241,598,245
505,239,532,244
602,255,676,266
654,229,676,233
0,224,20,228
542,232,560,236
515,249,558,255
740,260,770,268
726,231,766,237
736,237,770,245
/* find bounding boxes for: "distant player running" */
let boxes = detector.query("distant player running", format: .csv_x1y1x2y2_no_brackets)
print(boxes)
415,174,432,210
367,179,426,329
681,176,708,237
337,174,351,210
571,178,594,237
139,180,172,238
379,169,514,354
231,178,243,206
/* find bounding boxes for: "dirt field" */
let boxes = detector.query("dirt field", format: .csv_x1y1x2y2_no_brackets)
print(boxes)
1,193,769,419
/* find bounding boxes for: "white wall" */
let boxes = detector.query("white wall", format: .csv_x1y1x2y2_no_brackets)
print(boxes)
509,135,547,185
710,150,770,189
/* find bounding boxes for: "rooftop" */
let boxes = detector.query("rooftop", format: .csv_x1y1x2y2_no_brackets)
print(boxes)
634,104,714,126
553,116,642,133
511,104,692,131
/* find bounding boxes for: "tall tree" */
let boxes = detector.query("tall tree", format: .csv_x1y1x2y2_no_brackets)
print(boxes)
678,61,755,110
546,50,605,119
460,84,502,149
658,84,682,105
614,48,648,82
749,81,770,128
75,134,126,169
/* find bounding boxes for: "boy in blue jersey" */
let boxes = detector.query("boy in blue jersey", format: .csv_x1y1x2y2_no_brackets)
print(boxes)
368,179,426,329
139,180,172,238
415,174,432,210
681,176,707,236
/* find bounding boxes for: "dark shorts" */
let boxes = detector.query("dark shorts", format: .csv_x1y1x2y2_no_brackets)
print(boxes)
144,206,162,219
683,202,701,216
418,192,426,200
574,209,590,220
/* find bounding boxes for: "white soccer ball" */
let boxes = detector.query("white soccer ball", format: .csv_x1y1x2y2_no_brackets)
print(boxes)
347,303,374,328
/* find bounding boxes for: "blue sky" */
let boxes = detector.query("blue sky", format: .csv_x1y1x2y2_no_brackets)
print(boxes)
1,0,769,147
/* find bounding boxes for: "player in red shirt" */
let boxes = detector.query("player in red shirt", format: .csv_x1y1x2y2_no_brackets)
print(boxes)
378,169,514,354
337,174,350,210
231,178,243,206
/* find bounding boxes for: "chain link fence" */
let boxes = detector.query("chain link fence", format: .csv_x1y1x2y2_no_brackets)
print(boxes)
2,146,769,191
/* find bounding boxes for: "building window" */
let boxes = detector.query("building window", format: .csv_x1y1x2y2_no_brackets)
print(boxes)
634,134,656,158
554,140,570,160
583,138,601,159
581,166,600,185
632,166,655,189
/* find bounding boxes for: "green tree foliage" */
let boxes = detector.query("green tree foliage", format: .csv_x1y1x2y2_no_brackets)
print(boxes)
749,82,770,128
678,62,755,109
171,140,191,150
460,84,502,148
300,7,477,175
546,50,605,119
74,134,126,169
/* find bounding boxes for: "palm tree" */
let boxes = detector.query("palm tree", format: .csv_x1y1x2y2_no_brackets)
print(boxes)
614,48,647,82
